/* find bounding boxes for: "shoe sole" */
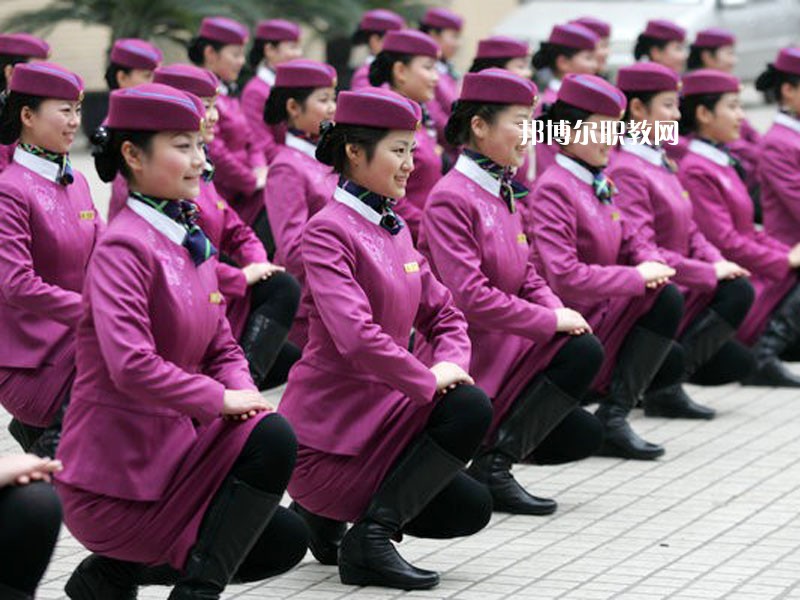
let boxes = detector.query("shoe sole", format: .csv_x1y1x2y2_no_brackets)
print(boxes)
596,441,665,461
339,562,439,590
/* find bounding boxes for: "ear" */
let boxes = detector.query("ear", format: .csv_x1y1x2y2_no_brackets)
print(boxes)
470,114,489,141
629,97,647,121
554,54,572,75
264,42,277,65
345,142,362,167
19,105,37,129
3,64,14,86
780,81,797,103
286,97,302,120
116,69,128,89
203,43,217,65
696,104,714,127
391,60,407,87
121,140,145,174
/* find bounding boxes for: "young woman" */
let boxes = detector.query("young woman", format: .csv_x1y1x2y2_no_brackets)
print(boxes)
369,29,441,241
241,19,302,165
678,69,800,387
0,454,62,600
531,23,598,178
419,7,463,152
263,59,338,349
0,62,103,458
530,74,683,460
0,33,50,174
571,17,611,76
188,17,272,250
152,63,301,389
634,19,688,73
55,83,307,599
279,89,493,590
610,62,755,418
757,48,800,248
419,68,604,516
104,38,163,221
349,9,405,90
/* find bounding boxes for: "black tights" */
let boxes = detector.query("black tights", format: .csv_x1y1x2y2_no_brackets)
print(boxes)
0,482,61,596
632,284,684,391
252,207,276,261
401,385,494,539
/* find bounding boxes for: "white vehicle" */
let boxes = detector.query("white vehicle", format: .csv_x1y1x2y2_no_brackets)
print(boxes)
494,0,800,80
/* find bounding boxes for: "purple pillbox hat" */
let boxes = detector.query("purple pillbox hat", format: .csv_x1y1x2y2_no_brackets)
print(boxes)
571,17,611,39
358,10,405,33
106,83,205,131
681,69,740,96
421,8,463,32
617,62,681,93
0,33,50,59
199,17,248,46
548,23,598,51
334,88,421,131
693,28,736,49
110,39,162,71
256,19,301,42
382,30,440,58
154,64,219,98
774,47,800,76
10,62,83,101
460,68,539,106
476,36,529,60
558,73,627,118
643,19,686,42
274,59,337,89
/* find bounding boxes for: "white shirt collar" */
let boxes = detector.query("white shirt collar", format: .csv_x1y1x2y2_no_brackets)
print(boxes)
454,153,501,196
13,146,61,183
126,197,187,246
620,142,663,167
285,132,317,159
436,61,449,75
688,138,729,167
333,186,382,226
555,153,594,185
257,63,276,86
775,112,800,136
548,78,562,93
365,55,376,66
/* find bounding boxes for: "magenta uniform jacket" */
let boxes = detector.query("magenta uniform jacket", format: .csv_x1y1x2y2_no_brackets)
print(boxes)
350,59,372,90
419,154,567,440
0,148,103,426
0,143,16,173
609,143,723,332
107,173,128,221
196,179,268,338
240,65,286,165
278,186,471,521
427,62,459,148
207,89,267,225
395,119,442,241
728,118,761,191
759,113,800,247
56,200,261,568
530,153,664,391
264,132,337,347
528,81,562,179
680,139,796,344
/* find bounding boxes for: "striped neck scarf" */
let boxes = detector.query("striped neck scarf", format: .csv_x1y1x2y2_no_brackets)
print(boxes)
462,148,529,213
19,142,74,185
339,177,404,235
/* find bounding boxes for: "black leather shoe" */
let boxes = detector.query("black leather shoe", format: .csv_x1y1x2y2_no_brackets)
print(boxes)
644,384,715,420
596,418,665,460
468,453,556,515
289,501,346,566
65,555,138,600
743,358,800,388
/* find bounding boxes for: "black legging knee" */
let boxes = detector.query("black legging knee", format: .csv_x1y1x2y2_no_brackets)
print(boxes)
529,407,604,465
234,506,309,582
402,472,492,539
707,277,755,329
635,283,684,338
425,384,493,462
0,482,61,595
543,334,605,398
230,413,297,495
248,271,301,331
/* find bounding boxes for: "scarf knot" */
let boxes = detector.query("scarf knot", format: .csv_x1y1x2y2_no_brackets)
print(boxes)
20,143,74,185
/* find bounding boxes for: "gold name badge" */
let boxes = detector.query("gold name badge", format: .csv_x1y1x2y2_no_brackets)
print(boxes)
216,200,226,210
79,210,95,220
403,261,420,274
682,190,690,200
611,211,621,221
517,232,528,245
209,291,223,304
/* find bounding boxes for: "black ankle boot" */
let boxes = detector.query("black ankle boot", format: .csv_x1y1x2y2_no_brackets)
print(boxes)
643,383,715,420
7,418,44,452
338,434,464,590
467,376,576,515
743,284,800,387
289,501,346,566
596,326,671,460
29,396,69,458
168,477,281,599
240,314,290,389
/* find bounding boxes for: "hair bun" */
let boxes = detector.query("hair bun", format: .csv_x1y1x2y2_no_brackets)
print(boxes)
90,125,111,155
319,119,335,137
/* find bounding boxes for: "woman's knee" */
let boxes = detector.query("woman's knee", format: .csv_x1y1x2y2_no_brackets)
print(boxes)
0,482,62,538
713,278,756,327
234,413,298,492
438,384,493,439
642,284,684,337
251,271,301,325
530,408,603,465
547,334,605,396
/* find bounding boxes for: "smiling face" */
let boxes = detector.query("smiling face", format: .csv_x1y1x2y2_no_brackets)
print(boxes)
629,90,680,127
505,56,533,80
19,98,81,154
287,86,336,136
123,130,206,200
695,91,743,144
556,49,598,77
651,40,688,73
200,96,219,144
429,28,460,61
470,103,535,168
594,38,610,73
264,40,302,68
702,45,737,73
562,113,621,167
346,129,416,199
204,43,246,83
392,55,439,103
